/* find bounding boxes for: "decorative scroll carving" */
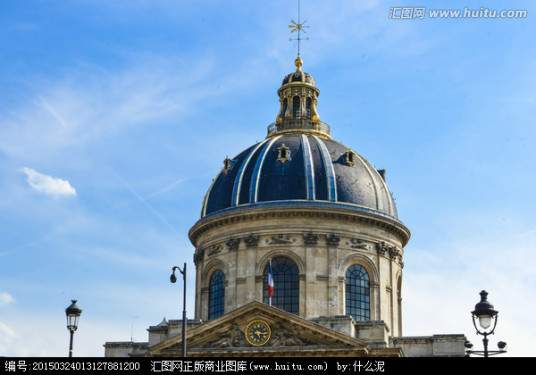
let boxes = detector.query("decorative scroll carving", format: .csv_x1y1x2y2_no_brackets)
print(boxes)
226,238,240,251
348,239,368,249
326,233,341,247
303,232,318,245
266,234,294,245
193,248,205,265
244,234,260,248
376,242,402,263
389,247,401,261
376,242,388,256
207,245,222,256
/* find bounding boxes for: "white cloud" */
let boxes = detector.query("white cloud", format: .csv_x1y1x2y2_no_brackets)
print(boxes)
0,292,15,306
403,226,536,357
21,167,77,198
0,321,17,354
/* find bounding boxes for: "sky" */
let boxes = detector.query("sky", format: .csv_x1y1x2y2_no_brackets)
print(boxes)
0,0,534,357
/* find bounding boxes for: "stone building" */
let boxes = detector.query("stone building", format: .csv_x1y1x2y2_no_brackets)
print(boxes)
104,55,466,358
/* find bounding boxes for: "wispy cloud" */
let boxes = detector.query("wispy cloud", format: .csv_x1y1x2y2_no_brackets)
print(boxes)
0,321,17,354
0,292,15,307
21,167,76,198
108,169,178,234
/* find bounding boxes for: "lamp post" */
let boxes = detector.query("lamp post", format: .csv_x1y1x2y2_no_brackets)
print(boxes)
170,263,187,357
65,300,82,358
464,290,507,357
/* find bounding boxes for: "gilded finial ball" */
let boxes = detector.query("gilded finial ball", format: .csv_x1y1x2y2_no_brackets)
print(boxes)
295,56,303,70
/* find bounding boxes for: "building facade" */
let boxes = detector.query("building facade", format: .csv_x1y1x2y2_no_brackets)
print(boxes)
105,56,466,357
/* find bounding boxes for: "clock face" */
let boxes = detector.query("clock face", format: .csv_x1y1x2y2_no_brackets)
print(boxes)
245,320,271,346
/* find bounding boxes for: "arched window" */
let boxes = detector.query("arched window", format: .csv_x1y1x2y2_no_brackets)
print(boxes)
345,265,370,321
292,96,301,119
208,270,225,320
305,97,312,118
263,257,299,315
281,98,288,118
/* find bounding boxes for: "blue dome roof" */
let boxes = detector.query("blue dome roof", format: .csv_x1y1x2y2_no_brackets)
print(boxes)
200,133,398,219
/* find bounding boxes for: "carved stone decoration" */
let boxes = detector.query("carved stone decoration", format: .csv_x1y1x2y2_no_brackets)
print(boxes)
244,234,259,248
266,234,294,245
270,326,316,347
389,247,401,261
193,248,205,265
376,241,388,256
348,239,368,249
203,323,247,348
207,245,222,256
226,238,240,251
303,232,318,245
326,233,341,247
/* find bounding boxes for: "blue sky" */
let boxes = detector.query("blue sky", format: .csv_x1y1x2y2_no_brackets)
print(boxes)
0,0,534,357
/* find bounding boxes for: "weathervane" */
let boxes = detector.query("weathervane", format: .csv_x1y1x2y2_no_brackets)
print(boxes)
289,0,309,58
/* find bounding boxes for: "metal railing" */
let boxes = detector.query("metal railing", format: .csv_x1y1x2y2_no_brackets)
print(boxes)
267,119,330,136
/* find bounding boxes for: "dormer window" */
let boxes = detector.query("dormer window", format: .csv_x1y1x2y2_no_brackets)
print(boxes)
222,156,232,173
278,144,290,163
345,150,356,166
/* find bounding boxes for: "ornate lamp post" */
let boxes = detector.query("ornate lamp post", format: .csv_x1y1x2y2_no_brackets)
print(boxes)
464,290,507,357
65,300,82,357
170,263,187,357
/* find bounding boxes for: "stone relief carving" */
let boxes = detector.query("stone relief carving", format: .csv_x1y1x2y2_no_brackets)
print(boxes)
326,233,341,246
376,241,402,262
193,248,205,265
207,245,222,256
203,323,318,348
389,247,401,261
226,238,240,251
266,234,294,245
303,232,318,245
348,239,368,249
376,241,388,256
204,323,247,348
244,234,259,248
269,327,318,347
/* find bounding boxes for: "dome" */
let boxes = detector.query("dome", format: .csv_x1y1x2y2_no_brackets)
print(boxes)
200,133,397,219
281,56,316,86
199,57,399,221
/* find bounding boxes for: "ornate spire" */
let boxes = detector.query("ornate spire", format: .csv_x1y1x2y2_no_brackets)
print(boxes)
268,1,329,139
288,0,309,59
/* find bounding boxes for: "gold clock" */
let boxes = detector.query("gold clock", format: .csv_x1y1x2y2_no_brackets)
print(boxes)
245,320,271,346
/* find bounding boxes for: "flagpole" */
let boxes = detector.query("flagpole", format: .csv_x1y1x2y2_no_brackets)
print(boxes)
268,258,273,306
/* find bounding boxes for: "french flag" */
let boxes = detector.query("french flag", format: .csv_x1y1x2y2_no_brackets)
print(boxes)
267,260,274,298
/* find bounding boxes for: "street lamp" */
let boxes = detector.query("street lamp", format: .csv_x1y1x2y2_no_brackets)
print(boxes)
170,263,187,357
65,300,82,357
465,290,507,357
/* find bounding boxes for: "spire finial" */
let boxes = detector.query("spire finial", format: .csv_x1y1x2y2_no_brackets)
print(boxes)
289,0,309,62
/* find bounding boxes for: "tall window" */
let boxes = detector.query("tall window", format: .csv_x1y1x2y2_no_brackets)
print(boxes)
208,270,225,320
292,96,301,119
345,265,370,321
263,257,299,315
306,97,312,118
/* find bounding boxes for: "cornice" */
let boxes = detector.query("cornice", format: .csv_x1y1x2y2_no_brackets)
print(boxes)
189,205,410,247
